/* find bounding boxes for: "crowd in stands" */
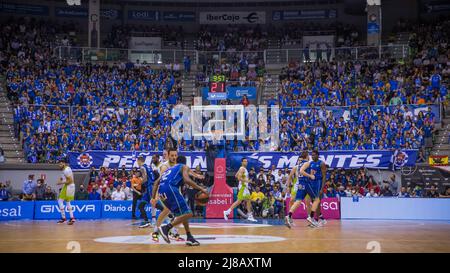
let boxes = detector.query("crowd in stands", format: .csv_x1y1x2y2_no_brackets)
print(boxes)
195,25,268,51
272,18,449,154
103,24,185,49
0,17,448,164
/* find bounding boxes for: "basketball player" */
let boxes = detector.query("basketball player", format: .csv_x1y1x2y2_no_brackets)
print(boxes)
299,150,327,227
152,155,208,246
150,150,183,241
223,158,257,222
152,149,205,241
285,151,312,228
136,155,160,229
56,160,75,225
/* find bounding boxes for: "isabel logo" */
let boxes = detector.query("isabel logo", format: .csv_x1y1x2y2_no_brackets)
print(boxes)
77,153,93,168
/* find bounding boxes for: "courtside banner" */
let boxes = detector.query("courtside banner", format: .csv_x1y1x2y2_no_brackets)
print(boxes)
227,150,418,171
34,201,102,219
284,197,340,219
101,200,160,219
69,151,207,171
206,158,234,218
0,201,34,220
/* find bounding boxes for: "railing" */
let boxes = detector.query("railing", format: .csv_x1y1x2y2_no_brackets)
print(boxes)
15,103,441,126
54,44,410,64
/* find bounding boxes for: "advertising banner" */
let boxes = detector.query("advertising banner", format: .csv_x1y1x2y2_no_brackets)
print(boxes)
272,9,337,21
206,159,234,218
0,201,35,221
341,197,450,220
34,201,102,219
199,11,265,24
284,197,340,219
129,37,162,50
128,10,159,21
69,151,207,171
0,3,48,15
202,86,257,101
101,200,160,219
227,150,418,172
54,7,121,19
69,150,418,171
162,11,195,22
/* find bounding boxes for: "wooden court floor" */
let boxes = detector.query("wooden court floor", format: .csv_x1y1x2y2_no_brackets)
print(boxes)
1,219,449,253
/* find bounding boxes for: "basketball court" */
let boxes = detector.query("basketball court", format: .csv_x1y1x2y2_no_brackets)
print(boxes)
1,219,450,253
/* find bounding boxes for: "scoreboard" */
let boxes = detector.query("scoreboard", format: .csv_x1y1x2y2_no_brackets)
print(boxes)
208,74,227,100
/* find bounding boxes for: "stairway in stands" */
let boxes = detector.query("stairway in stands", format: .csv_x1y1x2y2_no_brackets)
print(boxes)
259,69,281,105
181,73,198,106
431,106,450,157
0,76,24,163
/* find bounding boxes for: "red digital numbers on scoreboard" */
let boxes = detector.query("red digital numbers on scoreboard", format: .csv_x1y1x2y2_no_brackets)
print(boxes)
209,82,225,93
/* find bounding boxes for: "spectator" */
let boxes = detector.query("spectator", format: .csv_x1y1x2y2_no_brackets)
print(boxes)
248,167,257,183
123,183,133,201
325,186,338,198
337,186,347,197
0,183,11,201
241,95,250,107
89,167,98,183
43,186,56,200
440,186,450,198
272,185,284,218
380,185,394,197
88,184,102,200
112,185,126,201
0,147,4,163
75,184,89,200
250,186,265,217
22,175,37,201
398,186,410,198
365,188,379,198
33,179,46,200
184,56,191,74
266,170,276,185
262,191,275,218
4,180,13,196
385,174,399,194
103,183,114,200
426,185,440,198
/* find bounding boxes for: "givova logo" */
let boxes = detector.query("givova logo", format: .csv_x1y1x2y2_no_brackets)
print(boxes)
40,204,96,213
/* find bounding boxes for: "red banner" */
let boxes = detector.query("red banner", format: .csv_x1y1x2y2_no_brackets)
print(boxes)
206,158,234,218
284,197,341,219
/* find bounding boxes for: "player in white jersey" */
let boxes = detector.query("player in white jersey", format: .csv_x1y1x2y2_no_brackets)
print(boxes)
223,158,257,222
56,160,76,225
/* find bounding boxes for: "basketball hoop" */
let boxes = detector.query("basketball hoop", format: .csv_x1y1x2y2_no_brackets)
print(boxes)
211,129,224,145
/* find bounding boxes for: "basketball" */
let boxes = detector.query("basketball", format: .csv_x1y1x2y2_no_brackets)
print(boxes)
195,191,209,206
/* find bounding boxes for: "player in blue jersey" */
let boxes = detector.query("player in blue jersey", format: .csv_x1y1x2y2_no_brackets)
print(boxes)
299,150,327,227
151,153,207,246
285,150,311,228
136,155,165,229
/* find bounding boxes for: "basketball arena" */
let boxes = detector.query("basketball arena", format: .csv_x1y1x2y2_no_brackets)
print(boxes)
0,0,449,254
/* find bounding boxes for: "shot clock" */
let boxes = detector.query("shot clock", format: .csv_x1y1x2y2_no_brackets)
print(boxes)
208,74,227,100
209,74,226,93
